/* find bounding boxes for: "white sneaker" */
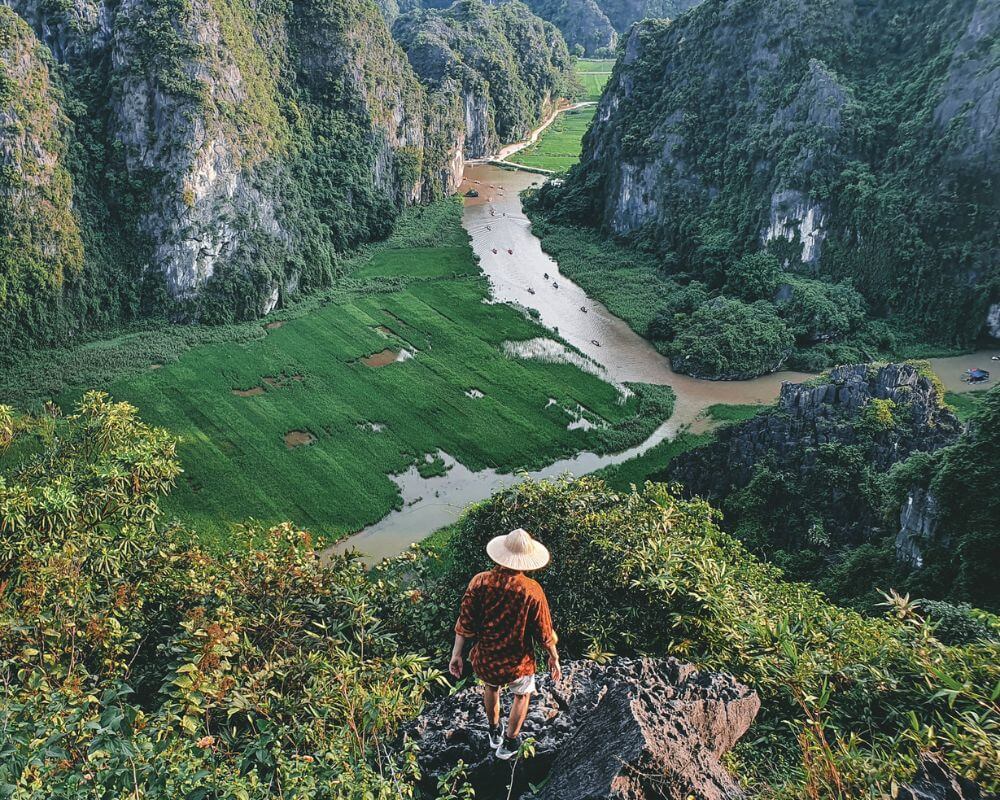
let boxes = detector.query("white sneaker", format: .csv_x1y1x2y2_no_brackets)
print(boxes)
495,735,520,761
488,721,505,750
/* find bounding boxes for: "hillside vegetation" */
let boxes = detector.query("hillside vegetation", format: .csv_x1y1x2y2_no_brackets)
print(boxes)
393,0,574,158
2,399,997,797
0,0,465,354
531,0,1000,376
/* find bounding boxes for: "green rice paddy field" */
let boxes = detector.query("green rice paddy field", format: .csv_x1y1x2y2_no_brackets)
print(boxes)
508,107,598,172
38,200,672,547
506,59,613,172
575,59,615,101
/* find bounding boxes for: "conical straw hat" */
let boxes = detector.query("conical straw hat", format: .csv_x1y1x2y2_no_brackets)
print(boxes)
486,528,550,571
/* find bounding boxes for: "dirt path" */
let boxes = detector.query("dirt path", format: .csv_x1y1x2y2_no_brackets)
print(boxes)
491,101,596,163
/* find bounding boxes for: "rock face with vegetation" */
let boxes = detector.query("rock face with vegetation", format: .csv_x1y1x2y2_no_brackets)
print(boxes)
393,0,573,158
537,0,1000,347
666,364,1000,611
0,0,466,352
408,656,759,800
0,9,85,337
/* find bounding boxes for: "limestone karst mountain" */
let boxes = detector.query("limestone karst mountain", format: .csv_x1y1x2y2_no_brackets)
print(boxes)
0,0,465,350
535,0,1000,346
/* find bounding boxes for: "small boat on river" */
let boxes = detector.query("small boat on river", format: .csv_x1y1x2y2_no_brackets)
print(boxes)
492,248,498,254
507,249,513,254
552,282,559,289
591,339,601,347
580,306,588,313
527,287,536,295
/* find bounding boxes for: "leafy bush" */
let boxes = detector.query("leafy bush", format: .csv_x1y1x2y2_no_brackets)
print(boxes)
725,252,781,301
777,277,867,345
0,394,444,798
402,476,1000,796
670,298,794,379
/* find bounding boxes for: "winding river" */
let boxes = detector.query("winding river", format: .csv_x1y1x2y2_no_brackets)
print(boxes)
329,163,997,562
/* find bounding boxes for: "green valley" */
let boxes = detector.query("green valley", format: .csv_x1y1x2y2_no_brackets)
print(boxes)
507,106,597,172
15,199,672,547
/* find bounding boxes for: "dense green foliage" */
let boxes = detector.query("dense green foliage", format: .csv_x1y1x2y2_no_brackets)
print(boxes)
0,394,442,798
4,399,997,797
535,0,999,350
395,477,1000,797
8,199,673,546
670,298,795,379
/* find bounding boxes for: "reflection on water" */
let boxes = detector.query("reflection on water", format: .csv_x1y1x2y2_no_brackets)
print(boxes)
329,164,998,562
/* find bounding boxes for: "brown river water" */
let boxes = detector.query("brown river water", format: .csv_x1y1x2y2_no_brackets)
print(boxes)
328,163,997,562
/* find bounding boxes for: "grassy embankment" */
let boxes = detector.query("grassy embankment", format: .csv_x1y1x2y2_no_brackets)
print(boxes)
506,58,613,173
1,199,674,548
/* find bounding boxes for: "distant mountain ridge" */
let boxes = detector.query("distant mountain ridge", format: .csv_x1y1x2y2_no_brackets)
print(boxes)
402,0,704,56
392,0,574,159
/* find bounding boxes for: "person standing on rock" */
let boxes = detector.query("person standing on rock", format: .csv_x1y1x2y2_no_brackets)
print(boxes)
449,528,561,760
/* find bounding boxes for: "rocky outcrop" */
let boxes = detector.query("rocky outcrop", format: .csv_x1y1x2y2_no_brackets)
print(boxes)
895,486,942,569
896,753,999,800
0,9,84,294
393,0,573,158
406,657,759,800
985,303,1000,340
110,0,287,300
668,363,962,551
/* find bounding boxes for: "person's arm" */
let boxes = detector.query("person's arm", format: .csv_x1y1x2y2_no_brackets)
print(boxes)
449,633,467,678
451,576,480,678
532,592,561,682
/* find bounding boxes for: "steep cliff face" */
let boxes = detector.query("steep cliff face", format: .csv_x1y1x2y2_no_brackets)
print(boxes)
393,0,573,158
1,0,465,348
598,0,701,33
544,0,1000,346
0,8,84,326
523,0,617,55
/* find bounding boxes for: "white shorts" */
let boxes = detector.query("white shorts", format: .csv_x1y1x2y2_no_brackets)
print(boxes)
483,673,536,696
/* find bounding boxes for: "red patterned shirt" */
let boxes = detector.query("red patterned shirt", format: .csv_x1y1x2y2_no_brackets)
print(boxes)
455,567,556,685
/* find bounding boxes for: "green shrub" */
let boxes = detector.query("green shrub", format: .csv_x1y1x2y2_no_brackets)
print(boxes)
670,298,794,379
0,394,445,798
725,252,781,301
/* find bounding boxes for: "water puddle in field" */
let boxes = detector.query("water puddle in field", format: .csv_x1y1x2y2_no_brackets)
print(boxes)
362,348,413,367
284,430,316,448
326,163,999,563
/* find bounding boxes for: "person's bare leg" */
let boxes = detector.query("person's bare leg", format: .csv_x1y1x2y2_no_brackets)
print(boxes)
506,692,531,737
483,684,501,727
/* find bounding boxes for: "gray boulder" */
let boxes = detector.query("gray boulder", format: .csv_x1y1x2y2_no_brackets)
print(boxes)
405,656,760,800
